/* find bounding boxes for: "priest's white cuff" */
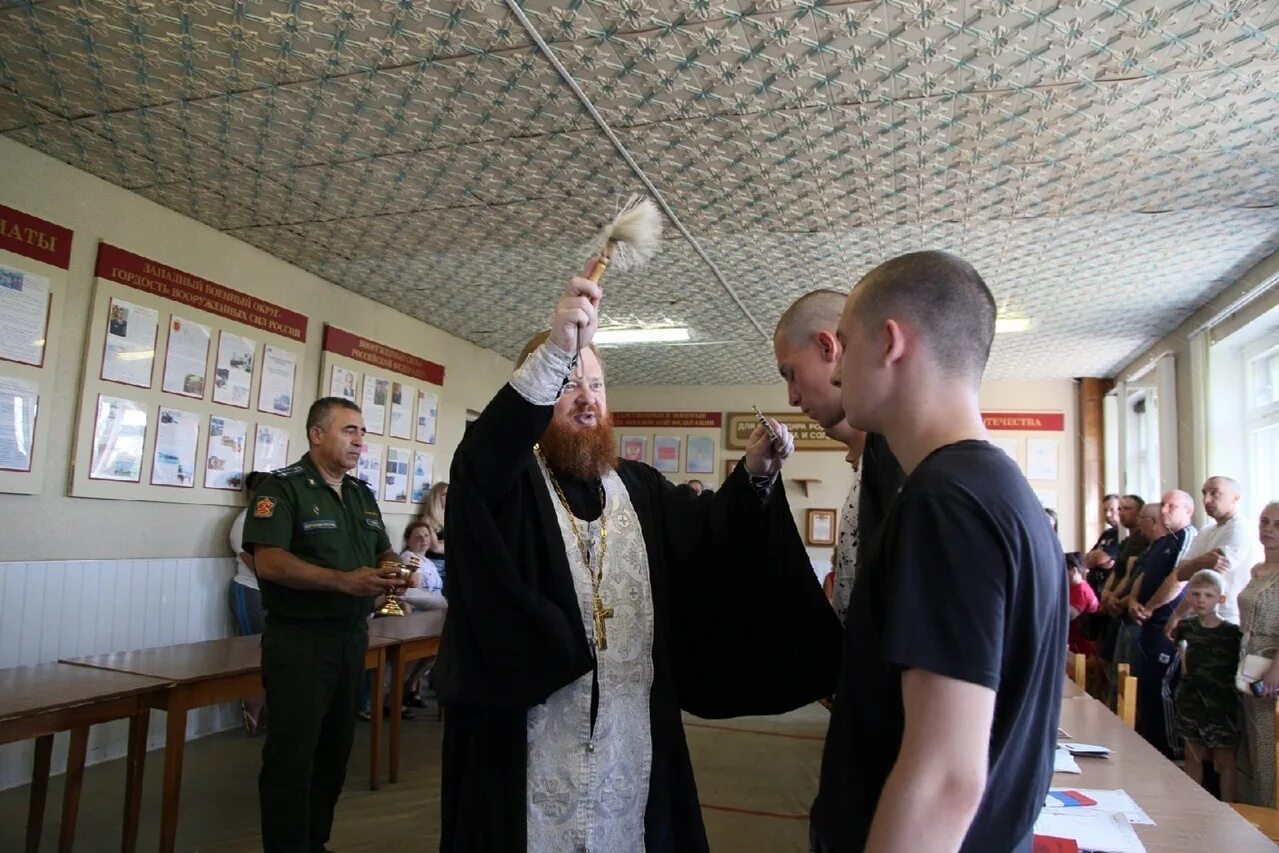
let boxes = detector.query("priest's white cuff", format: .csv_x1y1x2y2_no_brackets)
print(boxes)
511,340,577,406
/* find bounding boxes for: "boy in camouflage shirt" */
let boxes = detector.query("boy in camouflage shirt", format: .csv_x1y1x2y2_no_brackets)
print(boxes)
1174,569,1243,801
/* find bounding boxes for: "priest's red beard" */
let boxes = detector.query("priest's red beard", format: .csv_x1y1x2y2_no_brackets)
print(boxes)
539,406,617,481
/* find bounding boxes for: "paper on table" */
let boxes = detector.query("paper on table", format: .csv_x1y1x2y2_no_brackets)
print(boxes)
1032,811,1146,853
1043,790,1154,826
1053,747,1081,774
1060,742,1112,757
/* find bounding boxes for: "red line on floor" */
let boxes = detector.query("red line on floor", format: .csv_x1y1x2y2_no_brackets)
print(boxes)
684,721,826,741
700,802,809,821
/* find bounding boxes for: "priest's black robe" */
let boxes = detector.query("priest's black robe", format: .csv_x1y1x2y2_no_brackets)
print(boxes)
431,383,842,852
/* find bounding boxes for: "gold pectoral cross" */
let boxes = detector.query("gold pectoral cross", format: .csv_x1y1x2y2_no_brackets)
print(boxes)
592,593,614,651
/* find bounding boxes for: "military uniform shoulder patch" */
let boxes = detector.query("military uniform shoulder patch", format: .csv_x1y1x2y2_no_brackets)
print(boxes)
254,496,277,518
272,465,305,478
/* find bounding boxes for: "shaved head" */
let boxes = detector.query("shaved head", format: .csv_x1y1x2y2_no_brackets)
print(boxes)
773,289,847,429
851,251,996,382
1160,489,1195,532
1202,476,1242,521
774,289,845,346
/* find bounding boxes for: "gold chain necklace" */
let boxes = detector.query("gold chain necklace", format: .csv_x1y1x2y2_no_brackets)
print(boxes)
535,446,614,650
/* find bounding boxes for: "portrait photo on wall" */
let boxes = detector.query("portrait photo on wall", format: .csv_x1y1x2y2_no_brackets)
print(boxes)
806,508,837,547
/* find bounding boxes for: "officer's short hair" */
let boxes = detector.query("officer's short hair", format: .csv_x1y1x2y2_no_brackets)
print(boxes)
851,250,996,381
307,397,362,434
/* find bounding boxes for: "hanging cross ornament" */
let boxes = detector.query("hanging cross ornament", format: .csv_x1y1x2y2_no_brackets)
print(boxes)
592,593,614,652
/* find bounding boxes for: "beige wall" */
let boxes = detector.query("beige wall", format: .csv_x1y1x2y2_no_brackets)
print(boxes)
609,377,1081,561
0,137,513,562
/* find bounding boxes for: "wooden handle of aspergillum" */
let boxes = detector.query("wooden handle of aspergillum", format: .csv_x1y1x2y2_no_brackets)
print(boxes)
586,243,614,284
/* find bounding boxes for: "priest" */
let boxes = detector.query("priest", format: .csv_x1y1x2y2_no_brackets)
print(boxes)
431,270,842,851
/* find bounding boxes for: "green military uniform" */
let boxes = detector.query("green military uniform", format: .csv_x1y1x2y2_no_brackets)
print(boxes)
242,451,392,853
1174,617,1243,748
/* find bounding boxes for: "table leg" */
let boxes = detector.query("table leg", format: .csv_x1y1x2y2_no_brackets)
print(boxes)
25,734,53,853
58,727,89,852
158,707,188,853
122,710,150,853
369,649,384,791
388,646,405,784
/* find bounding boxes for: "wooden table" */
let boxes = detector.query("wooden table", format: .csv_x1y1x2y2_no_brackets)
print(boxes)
1055,693,1274,850
0,662,170,853
370,610,445,784
62,632,398,853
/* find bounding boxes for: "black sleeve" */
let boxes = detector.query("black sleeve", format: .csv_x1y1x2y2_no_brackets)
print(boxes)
643,463,842,717
882,492,1006,691
455,384,553,508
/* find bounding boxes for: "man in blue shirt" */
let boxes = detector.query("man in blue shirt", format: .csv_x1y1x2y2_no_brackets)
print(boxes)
1129,489,1197,758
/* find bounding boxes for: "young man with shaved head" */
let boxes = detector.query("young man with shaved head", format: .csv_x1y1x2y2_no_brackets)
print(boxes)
810,251,1066,853
774,289,904,623
1128,489,1198,757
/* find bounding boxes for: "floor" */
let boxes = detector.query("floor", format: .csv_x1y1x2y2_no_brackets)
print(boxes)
0,703,829,852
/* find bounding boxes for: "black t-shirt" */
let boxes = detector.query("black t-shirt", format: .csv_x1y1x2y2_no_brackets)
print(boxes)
813,440,1067,852
1086,526,1120,595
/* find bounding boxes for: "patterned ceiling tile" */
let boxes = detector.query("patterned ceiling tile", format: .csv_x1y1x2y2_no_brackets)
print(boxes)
1,0,1278,384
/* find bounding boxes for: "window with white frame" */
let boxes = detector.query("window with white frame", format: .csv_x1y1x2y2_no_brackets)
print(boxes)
1245,339,1279,508
1125,385,1161,504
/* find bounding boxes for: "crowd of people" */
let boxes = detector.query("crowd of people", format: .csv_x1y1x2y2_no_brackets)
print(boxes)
1071,488,1279,806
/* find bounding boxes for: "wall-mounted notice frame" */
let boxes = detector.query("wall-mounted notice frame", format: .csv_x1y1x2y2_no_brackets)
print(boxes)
71,243,308,506
981,410,1066,516
0,203,72,495
612,411,722,483
319,324,445,515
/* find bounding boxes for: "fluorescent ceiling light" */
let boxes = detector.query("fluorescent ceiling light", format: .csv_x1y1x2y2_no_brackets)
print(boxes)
594,327,690,345
995,317,1032,334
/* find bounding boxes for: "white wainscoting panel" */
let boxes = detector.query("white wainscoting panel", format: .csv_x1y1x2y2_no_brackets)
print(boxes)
0,557,242,791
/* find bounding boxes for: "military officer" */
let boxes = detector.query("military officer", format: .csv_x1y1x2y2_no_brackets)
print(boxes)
243,396,402,852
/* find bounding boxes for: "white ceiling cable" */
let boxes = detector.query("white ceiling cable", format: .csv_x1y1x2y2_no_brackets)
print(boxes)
502,0,770,341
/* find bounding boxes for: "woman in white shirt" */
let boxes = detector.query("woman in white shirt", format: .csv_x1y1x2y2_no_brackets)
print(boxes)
399,521,447,707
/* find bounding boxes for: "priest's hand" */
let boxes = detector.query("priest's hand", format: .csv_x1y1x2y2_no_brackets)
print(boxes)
550,272,602,354
744,418,794,477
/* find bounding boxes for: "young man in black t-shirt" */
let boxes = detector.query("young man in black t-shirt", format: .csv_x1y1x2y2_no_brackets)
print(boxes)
812,251,1067,852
